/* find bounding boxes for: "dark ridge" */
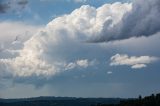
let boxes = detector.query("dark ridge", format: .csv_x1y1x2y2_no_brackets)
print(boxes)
0,97,121,106
0,93,159,106
95,93,160,106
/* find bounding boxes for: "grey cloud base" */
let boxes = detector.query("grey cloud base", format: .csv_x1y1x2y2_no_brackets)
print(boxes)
89,0,160,42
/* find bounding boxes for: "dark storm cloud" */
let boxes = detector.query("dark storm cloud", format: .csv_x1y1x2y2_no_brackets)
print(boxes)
90,0,160,42
17,0,28,5
0,1,10,13
0,0,28,14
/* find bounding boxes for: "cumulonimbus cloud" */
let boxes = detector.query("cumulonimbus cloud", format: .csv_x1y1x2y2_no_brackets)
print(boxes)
1,0,158,78
0,2,131,78
110,54,159,69
89,0,160,42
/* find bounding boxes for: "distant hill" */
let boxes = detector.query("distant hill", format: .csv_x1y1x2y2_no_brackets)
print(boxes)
0,93,159,106
0,97,121,106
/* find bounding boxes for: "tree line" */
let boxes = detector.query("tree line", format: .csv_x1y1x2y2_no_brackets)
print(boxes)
95,93,160,106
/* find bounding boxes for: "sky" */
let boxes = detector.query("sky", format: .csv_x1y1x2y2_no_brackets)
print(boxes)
0,0,160,99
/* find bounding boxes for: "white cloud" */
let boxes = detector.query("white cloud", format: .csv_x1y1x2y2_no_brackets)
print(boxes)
0,21,43,59
0,3,131,78
65,62,76,70
107,71,113,74
110,54,159,69
0,21,43,49
65,59,95,70
89,0,160,43
131,64,146,69
76,59,89,68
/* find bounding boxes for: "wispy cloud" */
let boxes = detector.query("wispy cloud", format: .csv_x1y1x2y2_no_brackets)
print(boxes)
65,59,96,70
73,0,88,3
110,54,159,69
107,71,113,74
